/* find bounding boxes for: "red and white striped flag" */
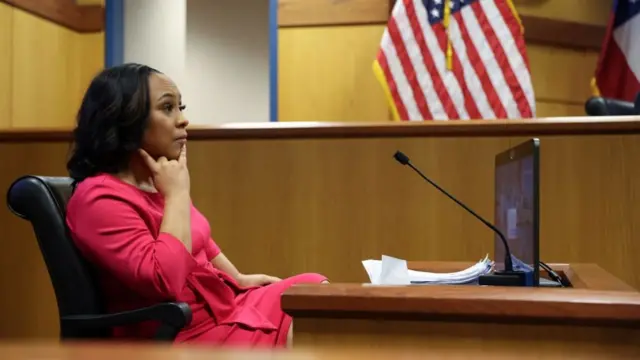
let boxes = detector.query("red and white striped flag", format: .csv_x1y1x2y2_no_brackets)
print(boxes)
592,0,640,102
373,0,536,121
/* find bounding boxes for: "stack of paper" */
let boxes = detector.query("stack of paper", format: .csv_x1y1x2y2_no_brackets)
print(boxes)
362,255,493,285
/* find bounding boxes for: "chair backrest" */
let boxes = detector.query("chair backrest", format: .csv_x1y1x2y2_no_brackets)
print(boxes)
6,176,106,324
585,96,638,116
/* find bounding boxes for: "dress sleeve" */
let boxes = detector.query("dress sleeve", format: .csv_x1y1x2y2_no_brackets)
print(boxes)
67,185,197,301
204,238,222,261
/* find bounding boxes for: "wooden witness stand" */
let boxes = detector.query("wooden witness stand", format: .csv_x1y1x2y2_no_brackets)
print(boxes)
282,262,640,357
3,116,640,345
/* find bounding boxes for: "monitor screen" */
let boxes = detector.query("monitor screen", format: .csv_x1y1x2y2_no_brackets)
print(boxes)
494,139,539,286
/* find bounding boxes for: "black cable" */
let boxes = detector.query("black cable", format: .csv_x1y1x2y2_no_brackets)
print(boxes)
540,261,567,287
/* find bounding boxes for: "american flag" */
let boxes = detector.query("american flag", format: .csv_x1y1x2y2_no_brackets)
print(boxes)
373,0,536,121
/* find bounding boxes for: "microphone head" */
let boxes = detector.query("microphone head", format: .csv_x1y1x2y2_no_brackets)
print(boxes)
393,151,410,165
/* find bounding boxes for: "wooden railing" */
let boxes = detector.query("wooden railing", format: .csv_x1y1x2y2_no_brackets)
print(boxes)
2,117,640,142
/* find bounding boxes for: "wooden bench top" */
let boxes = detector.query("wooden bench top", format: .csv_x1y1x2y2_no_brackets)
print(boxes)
2,116,640,142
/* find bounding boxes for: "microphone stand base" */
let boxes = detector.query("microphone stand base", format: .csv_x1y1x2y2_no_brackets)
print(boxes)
478,271,528,287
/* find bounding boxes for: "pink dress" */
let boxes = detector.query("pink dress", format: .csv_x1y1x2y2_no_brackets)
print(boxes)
65,174,327,348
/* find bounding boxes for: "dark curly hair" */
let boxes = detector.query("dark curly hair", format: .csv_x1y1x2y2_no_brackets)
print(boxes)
67,63,160,187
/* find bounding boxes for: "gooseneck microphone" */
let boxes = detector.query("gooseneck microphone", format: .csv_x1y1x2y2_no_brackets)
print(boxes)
393,150,526,286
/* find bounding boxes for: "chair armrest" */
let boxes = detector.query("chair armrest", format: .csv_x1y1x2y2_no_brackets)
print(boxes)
61,302,192,341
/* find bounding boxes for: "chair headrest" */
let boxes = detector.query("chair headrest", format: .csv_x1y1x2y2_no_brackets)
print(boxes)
585,96,636,116
7,175,73,220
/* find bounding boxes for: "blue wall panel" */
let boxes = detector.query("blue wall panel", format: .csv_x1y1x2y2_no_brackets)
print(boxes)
269,0,278,122
105,0,124,67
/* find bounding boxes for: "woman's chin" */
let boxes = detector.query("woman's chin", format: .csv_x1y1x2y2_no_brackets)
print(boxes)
167,144,183,160
159,149,180,161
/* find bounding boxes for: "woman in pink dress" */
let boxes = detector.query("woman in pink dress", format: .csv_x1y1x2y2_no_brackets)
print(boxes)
65,63,328,348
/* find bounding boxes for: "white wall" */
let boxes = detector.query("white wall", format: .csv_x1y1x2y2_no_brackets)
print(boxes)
122,0,271,125
184,0,270,125
123,0,187,88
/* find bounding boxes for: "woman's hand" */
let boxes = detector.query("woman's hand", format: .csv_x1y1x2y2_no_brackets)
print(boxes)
236,274,281,287
139,145,190,198
140,145,192,251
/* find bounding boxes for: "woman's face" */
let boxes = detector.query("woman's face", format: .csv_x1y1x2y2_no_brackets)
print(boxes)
140,73,189,160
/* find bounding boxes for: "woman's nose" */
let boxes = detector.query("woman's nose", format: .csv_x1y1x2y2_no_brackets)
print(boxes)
178,114,189,127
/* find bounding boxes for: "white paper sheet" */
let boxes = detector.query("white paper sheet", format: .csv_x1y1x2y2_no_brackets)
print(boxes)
362,255,493,285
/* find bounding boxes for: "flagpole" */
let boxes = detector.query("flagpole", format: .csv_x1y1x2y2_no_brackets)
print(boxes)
443,0,453,71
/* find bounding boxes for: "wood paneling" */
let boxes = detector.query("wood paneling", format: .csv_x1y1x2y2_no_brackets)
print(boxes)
536,102,585,117
0,142,68,338
10,8,103,128
278,0,607,50
513,0,612,26
527,44,599,105
75,0,104,5
293,318,640,356
278,0,389,27
278,25,389,122
513,0,612,51
0,6,104,129
12,7,81,128
0,0,104,33
0,3,12,129
521,15,605,51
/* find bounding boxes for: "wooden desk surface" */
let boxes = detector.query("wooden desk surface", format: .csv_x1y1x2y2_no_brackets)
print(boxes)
2,116,640,142
283,283,640,325
282,263,640,327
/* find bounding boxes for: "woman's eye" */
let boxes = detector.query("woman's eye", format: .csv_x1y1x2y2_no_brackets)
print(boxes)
179,104,186,111
163,104,174,112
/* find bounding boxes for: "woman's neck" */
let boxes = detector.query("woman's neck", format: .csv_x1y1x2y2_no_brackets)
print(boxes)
117,155,156,193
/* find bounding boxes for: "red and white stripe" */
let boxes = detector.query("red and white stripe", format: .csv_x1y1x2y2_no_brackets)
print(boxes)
594,3,640,102
376,0,536,121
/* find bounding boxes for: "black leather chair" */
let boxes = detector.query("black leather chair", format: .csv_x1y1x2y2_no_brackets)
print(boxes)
585,96,639,116
6,175,192,341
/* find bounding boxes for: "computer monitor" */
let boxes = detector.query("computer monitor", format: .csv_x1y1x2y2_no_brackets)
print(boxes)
493,138,540,286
